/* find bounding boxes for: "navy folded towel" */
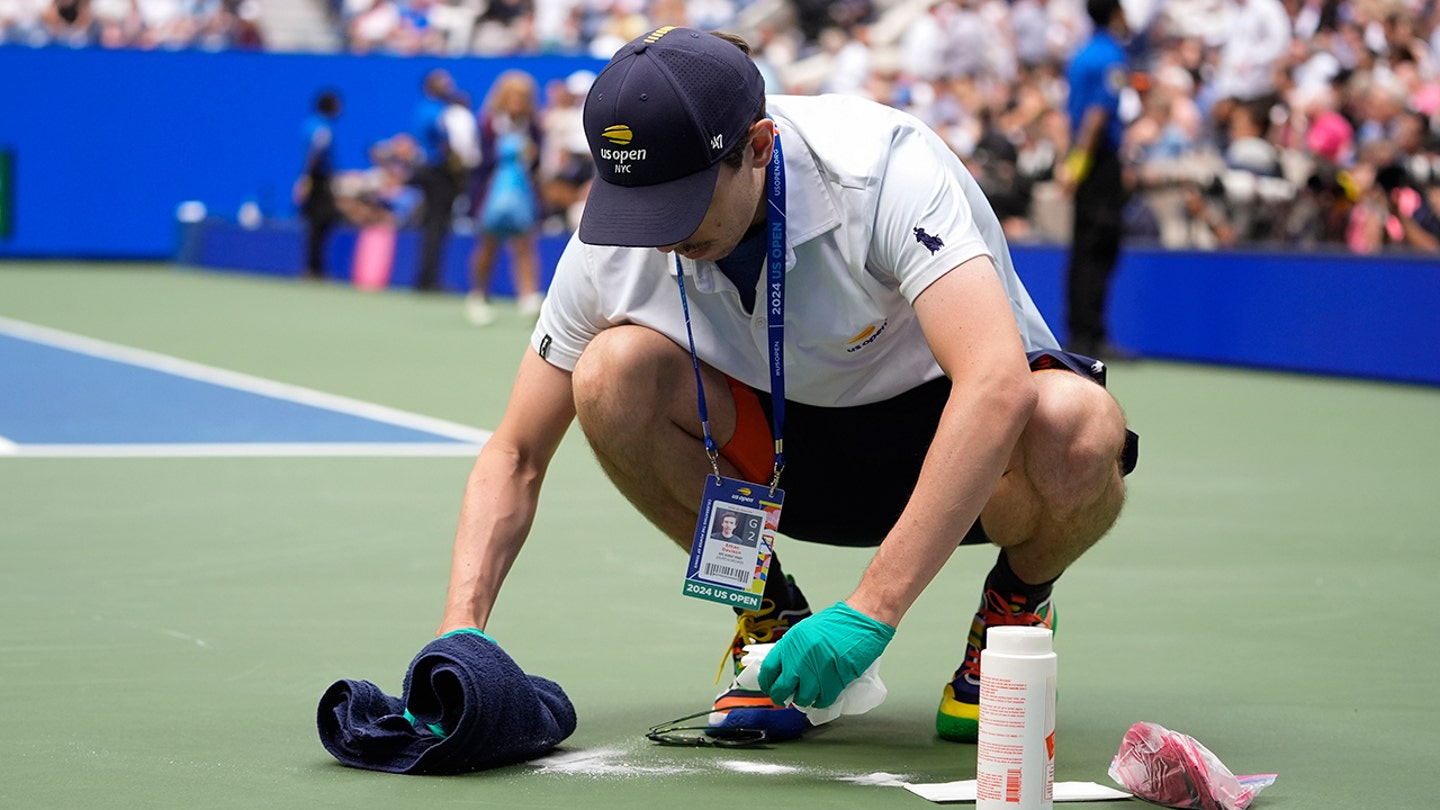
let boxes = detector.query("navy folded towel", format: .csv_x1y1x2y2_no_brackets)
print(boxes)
317,630,577,774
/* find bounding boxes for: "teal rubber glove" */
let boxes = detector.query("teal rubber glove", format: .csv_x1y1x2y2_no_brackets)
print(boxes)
757,601,895,709
440,627,495,643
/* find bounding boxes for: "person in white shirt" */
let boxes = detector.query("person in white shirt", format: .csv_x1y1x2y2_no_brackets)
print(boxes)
1211,0,1292,104
434,27,1138,744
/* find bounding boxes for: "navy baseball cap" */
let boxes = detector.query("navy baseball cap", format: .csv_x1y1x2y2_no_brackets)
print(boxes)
578,27,766,248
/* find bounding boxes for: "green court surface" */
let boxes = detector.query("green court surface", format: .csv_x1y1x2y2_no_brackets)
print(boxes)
2,262,1436,809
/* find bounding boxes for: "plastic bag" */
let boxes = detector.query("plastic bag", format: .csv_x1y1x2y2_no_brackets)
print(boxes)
1108,722,1277,810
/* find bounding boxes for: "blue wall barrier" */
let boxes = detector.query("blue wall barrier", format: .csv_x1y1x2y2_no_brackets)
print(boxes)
1010,245,1440,386
0,46,603,258
182,218,563,296
179,220,1440,386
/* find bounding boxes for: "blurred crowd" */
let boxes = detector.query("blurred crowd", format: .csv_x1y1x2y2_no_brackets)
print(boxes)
10,0,1436,252
332,0,1440,252
0,0,263,49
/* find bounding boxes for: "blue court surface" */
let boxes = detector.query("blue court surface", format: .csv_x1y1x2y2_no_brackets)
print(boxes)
0,317,489,457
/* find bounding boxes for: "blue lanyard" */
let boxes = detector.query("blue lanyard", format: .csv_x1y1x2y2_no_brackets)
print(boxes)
675,131,786,492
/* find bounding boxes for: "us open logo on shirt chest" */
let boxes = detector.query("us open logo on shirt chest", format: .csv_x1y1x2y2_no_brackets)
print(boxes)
845,320,888,353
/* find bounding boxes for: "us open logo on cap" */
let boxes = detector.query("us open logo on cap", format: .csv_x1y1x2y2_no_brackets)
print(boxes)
599,124,647,174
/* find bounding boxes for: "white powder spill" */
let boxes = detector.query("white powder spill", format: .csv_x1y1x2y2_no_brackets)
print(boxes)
836,772,913,787
531,746,696,778
715,759,802,775
531,745,913,787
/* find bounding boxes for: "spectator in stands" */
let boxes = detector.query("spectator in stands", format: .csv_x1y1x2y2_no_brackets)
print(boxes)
1304,92,1356,169
1352,73,1411,148
817,24,871,96
1210,0,1292,115
2,0,50,45
1284,164,1351,247
92,0,141,47
137,0,199,48
1177,179,1238,249
943,0,995,80
212,0,264,50
474,0,533,53
1381,10,1434,78
536,69,596,234
348,0,399,52
443,88,482,182
1347,139,1399,253
899,2,950,82
333,135,425,289
1009,0,1050,69
43,0,98,46
1393,110,1440,188
1378,160,1440,251
410,68,467,291
465,69,544,325
970,105,1031,238
1347,134,1440,253
296,89,343,280
387,0,445,54
333,134,423,228
1220,99,1285,239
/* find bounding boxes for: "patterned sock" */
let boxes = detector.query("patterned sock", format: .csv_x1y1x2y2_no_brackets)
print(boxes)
983,549,1058,607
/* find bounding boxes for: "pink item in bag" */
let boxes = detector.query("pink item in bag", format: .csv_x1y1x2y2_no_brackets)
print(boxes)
352,225,396,290
1108,722,1277,810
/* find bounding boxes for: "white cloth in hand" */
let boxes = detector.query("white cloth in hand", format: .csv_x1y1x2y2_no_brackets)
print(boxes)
734,642,887,725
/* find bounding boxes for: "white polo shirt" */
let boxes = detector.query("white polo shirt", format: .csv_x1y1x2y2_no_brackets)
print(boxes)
531,94,1057,407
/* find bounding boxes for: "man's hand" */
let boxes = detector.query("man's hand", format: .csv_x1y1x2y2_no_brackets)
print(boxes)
757,601,895,709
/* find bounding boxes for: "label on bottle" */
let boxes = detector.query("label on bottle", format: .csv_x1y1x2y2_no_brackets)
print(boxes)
976,672,1055,809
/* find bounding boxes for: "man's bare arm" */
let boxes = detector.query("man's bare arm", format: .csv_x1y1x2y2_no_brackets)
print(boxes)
845,255,1038,627
438,348,578,634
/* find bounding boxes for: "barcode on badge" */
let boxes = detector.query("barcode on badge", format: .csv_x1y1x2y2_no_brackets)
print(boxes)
703,562,752,587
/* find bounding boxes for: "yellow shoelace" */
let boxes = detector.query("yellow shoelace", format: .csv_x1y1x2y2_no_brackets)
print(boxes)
715,598,787,684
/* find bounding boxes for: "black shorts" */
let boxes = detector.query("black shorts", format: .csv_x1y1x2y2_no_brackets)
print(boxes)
719,350,1138,547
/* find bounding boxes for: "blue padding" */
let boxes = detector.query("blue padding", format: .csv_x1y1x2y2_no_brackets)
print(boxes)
1010,245,1440,386
0,336,468,444
179,222,1440,387
184,218,563,298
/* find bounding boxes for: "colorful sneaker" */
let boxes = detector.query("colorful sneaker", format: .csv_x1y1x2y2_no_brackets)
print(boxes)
707,577,812,741
936,589,1056,742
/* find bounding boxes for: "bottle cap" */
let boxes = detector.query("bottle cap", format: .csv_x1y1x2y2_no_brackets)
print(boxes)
987,626,1054,655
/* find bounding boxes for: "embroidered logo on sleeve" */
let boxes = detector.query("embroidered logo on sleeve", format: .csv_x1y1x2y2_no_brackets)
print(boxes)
913,227,944,254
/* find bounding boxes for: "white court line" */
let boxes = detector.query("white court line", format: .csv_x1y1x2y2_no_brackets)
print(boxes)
0,443,483,458
0,317,492,457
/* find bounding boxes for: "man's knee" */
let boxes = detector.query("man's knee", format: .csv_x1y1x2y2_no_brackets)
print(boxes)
1028,372,1127,497
571,326,683,430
